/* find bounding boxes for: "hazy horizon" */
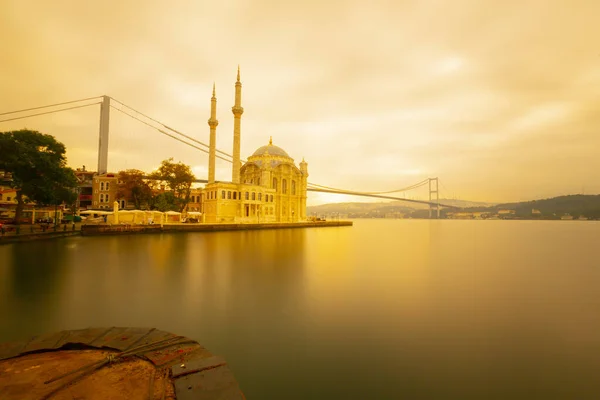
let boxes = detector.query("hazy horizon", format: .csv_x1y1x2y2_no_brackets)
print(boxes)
1,0,599,206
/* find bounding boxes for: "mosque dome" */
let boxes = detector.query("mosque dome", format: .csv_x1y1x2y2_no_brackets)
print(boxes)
251,137,291,158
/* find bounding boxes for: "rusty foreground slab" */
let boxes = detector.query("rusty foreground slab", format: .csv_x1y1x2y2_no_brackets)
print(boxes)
0,327,245,400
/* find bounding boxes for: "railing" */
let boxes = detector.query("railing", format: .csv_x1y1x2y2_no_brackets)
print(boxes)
0,222,81,236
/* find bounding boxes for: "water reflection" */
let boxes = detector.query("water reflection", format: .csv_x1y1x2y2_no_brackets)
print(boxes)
1,221,600,399
0,241,71,340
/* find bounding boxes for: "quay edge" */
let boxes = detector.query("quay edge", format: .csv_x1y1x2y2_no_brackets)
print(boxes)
81,220,353,236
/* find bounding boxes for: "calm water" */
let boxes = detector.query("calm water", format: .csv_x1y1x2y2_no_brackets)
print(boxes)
1,219,599,399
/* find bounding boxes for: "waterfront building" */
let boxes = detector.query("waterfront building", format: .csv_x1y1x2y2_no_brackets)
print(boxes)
201,68,308,223
187,188,203,212
74,166,95,210
385,212,406,219
92,173,122,210
498,209,516,216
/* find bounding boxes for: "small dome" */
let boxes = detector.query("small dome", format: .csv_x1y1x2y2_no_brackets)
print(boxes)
252,138,291,158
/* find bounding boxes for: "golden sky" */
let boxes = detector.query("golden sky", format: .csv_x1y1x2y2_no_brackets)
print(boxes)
1,0,599,205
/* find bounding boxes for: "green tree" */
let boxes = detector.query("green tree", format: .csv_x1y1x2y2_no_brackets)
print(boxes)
149,158,195,212
0,130,78,224
151,191,178,212
116,169,153,209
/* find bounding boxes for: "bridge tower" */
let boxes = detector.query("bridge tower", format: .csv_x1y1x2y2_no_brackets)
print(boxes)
97,95,110,174
231,66,243,184
429,178,440,219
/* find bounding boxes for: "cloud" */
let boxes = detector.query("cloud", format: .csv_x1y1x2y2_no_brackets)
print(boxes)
1,0,599,204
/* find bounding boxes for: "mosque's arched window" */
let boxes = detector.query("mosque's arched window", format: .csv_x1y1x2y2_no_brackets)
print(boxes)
273,178,278,191
233,192,237,200
252,192,256,200
106,194,110,202
282,179,287,194
292,181,296,195
100,194,104,203
227,191,231,199
270,195,274,202
100,182,105,191
106,182,110,191
245,192,249,200
259,193,262,201
257,177,261,185
222,191,225,199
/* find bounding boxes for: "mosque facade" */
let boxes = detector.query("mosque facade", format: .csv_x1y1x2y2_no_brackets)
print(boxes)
201,68,308,223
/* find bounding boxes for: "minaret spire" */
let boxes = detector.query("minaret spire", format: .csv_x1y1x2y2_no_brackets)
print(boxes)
231,66,244,184
208,84,219,184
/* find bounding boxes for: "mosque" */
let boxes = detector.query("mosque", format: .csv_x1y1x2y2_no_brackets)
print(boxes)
201,68,308,223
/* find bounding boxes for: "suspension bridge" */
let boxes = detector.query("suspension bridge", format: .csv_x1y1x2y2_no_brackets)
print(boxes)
0,95,461,217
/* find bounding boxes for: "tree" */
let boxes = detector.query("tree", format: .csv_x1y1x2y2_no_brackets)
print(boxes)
0,130,78,224
151,192,178,212
116,169,153,209
149,158,195,212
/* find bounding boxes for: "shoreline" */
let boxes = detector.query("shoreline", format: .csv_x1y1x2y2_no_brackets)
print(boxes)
82,220,353,236
0,220,353,244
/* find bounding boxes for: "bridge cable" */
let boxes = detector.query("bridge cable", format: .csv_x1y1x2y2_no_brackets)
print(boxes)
0,102,102,124
110,105,234,163
307,179,428,193
307,179,430,195
306,185,422,198
306,187,460,209
0,96,103,117
109,97,235,161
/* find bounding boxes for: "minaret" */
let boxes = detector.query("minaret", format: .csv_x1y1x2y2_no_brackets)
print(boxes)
299,157,309,220
208,83,218,184
231,66,244,184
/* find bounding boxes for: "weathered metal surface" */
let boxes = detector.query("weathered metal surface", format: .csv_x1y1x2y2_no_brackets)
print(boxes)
173,365,246,400
0,327,245,399
55,327,117,348
171,355,227,378
22,331,69,353
0,339,29,361
89,327,155,351
143,342,202,367
155,346,214,368
125,328,178,351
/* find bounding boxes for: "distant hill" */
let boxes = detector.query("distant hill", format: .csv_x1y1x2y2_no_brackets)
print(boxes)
308,195,600,219
464,194,600,219
307,198,494,217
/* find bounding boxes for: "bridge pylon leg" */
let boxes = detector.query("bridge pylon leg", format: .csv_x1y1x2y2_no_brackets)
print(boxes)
429,178,439,219
97,95,110,174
